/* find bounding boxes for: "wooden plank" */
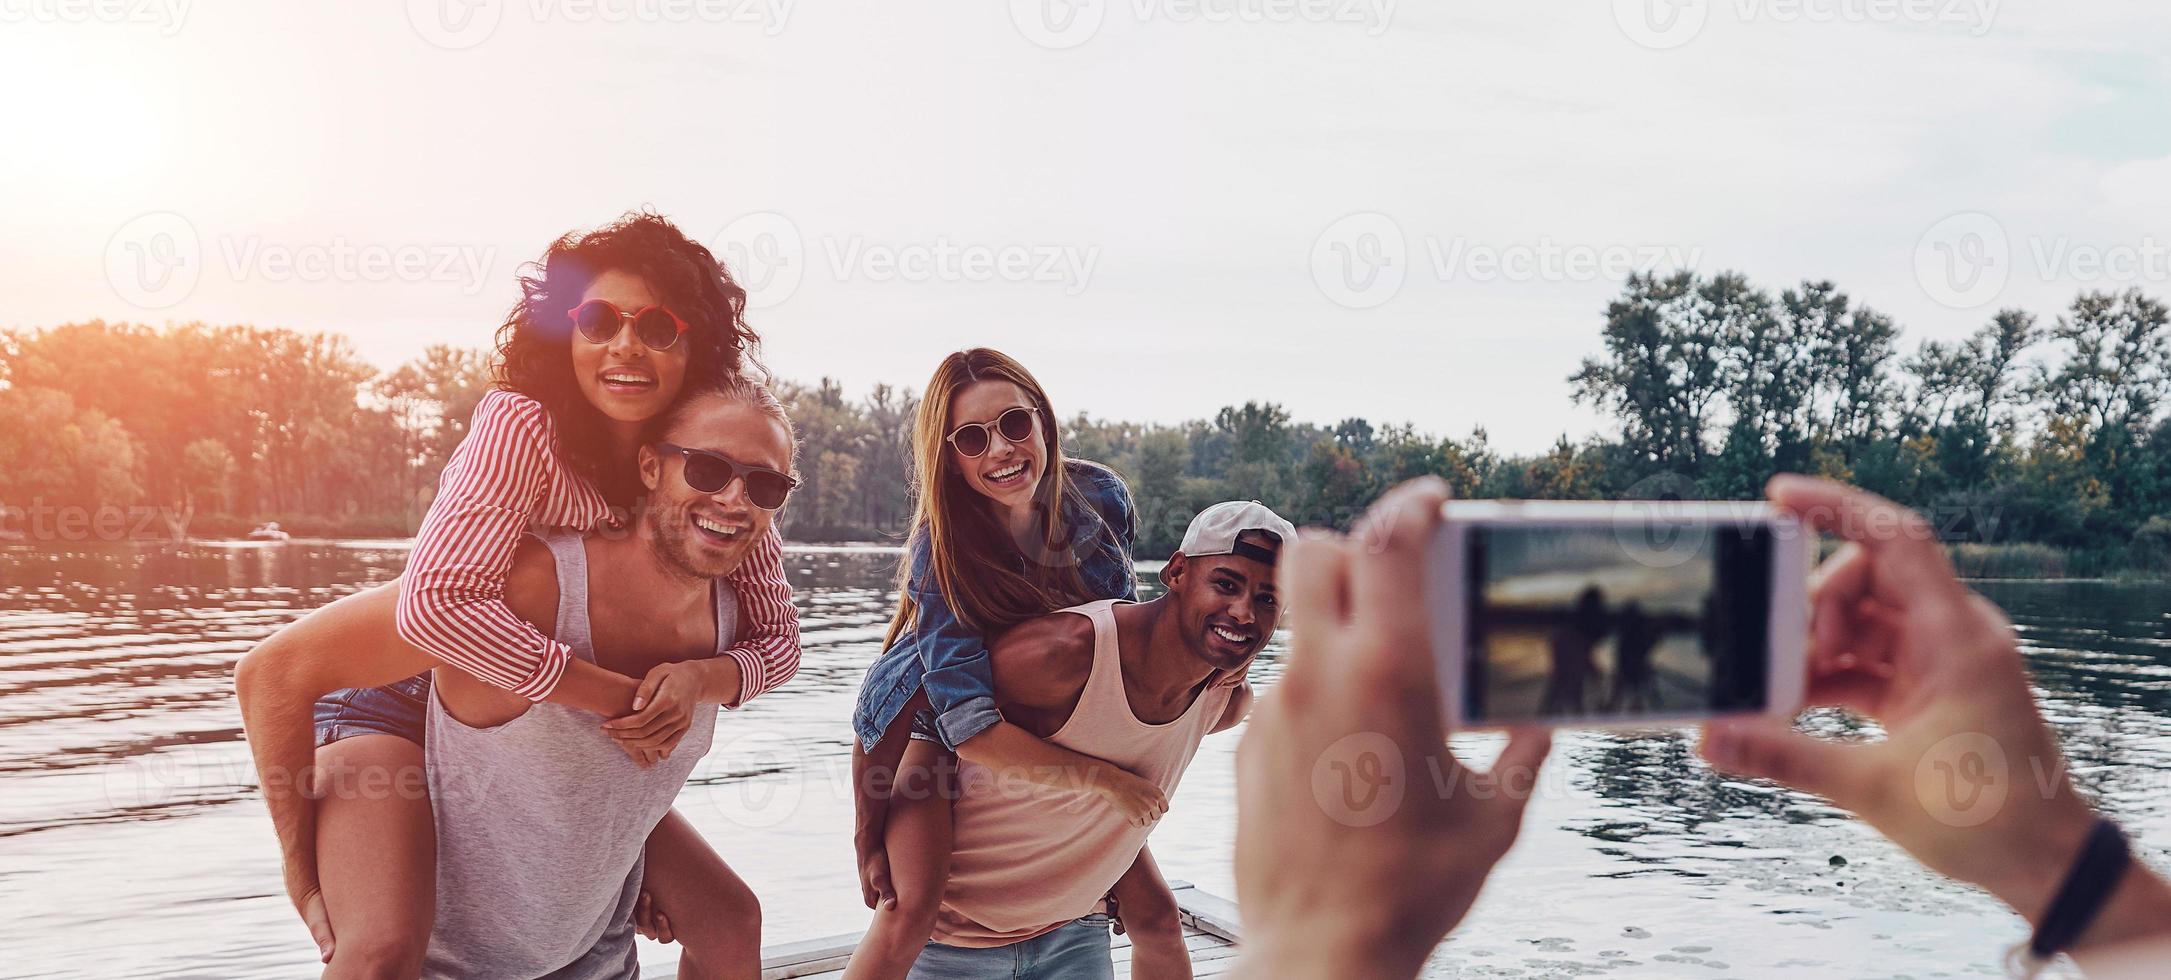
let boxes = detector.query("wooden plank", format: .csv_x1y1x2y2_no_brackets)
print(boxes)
757,932,862,979
1175,886,1243,943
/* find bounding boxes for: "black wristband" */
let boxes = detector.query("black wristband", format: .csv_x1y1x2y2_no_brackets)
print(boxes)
2028,818,2131,959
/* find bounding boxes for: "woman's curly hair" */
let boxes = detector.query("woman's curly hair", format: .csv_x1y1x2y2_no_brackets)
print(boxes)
494,210,763,503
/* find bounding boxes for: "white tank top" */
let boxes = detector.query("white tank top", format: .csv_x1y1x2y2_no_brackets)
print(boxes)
421,529,736,979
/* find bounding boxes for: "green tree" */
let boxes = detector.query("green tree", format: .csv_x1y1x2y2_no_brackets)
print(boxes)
0,386,143,508
179,438,238,514
1572,271,1724,470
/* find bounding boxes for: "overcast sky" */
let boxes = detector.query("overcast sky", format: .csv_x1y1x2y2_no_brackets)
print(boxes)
4,0,2168,451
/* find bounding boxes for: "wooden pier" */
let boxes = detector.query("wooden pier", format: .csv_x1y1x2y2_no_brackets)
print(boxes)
644,881,1242,979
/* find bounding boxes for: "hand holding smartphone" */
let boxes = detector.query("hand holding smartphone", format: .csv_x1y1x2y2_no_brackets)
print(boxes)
1428,500,1808,729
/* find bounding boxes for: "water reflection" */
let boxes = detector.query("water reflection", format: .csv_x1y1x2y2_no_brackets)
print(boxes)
4,545,2171,978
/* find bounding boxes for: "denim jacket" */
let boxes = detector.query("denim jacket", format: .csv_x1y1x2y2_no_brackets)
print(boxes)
852,460,1138,751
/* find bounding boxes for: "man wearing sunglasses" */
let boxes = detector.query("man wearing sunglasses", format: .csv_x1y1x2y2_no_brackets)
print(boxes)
903,501,1295,979
237,377,797,979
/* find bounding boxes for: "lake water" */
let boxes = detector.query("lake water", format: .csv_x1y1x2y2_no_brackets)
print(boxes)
3,542,2168,978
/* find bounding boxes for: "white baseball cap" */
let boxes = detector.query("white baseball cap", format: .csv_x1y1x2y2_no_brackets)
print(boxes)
1178,500,1298,565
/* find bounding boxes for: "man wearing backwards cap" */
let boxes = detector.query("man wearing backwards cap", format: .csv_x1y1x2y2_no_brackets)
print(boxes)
903,500,1296,979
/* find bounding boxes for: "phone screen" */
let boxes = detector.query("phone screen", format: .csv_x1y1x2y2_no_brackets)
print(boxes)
1463,521,1774,724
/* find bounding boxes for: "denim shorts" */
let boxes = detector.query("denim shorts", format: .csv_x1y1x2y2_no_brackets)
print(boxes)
907,915,1113,980
313,674,432,748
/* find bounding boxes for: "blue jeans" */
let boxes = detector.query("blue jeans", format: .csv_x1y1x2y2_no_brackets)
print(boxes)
907,915,1113,980
314,674,431,747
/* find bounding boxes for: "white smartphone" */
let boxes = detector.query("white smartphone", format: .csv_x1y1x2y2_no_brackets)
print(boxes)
1427,500,1809,730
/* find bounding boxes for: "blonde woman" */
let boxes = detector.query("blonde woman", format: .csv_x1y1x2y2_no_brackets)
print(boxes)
846,348,1178,978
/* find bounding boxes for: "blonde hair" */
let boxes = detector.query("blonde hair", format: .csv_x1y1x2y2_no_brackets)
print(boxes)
883,348,1099,648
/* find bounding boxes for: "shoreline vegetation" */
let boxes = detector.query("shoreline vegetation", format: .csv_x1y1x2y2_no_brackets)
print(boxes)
9,274,2171,576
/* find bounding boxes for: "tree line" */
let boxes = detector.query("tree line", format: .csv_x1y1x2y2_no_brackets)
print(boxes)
7,277,2171,571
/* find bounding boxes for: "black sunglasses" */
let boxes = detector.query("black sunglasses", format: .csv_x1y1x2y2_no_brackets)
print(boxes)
946,406,1040,459
653,442,797,511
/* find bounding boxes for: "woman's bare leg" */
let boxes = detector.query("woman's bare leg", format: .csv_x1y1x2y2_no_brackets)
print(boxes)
843,738,955,980
638,808,761,979
313,733,434,980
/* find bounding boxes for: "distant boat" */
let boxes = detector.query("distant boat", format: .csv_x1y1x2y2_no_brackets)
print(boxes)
246,522,291,542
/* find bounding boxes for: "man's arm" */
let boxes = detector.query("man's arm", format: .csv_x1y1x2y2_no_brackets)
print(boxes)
232,583,445,957
1210,682,1253,735
984,612,1097,730
963,613,1171,827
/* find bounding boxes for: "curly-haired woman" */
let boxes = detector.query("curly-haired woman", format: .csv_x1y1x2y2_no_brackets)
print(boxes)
237,211,795,978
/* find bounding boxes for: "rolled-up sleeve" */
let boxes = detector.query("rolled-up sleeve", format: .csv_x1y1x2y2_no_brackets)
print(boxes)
902,535,1004,749
718,524,800,706
394,391,574,701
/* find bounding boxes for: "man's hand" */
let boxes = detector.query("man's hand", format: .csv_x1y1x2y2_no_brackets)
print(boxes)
601,661,705,765
633,888,676,944
855,824,896,910
1092,767,1171,828
1233,478,1551,980
286,874,336,963
1700,476,2159,946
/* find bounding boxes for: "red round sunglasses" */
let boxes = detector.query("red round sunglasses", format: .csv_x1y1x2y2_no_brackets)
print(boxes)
566,299,691,352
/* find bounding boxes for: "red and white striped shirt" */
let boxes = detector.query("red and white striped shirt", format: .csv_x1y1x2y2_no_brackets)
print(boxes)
395,389,800,704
